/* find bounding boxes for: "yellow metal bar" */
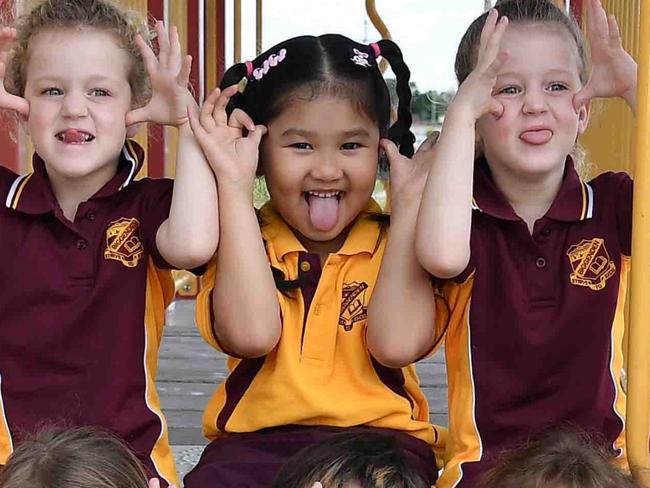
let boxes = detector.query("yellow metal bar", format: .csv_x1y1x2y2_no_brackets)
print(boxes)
234,0,242,63
627,0,650,484
365,0,390,73
256,0,263,56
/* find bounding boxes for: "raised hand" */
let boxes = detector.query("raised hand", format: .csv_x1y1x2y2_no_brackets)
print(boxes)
453,9,509,120
188,84,266,189
381,131,439,210
126,21,194,127
573,0,637,111
0,27,28,116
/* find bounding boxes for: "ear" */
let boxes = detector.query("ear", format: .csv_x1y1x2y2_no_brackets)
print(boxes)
126,123,140,139
576,101,590,136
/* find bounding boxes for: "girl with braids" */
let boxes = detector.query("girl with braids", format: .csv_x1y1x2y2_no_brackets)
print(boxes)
187,34,446,487
411,0,637,487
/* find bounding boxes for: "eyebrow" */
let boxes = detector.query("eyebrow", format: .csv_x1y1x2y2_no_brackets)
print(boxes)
497,69,577,79
281,128,372,138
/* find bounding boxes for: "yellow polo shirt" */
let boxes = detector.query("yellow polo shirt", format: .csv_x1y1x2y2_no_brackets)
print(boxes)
195,202,445,456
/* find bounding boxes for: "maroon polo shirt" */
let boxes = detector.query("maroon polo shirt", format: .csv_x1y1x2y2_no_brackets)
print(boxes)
438,158,632,488
0,141,178,486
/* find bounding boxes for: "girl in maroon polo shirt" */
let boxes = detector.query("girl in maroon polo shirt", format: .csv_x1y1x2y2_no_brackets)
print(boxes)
404,0,637,487
0,0,219,486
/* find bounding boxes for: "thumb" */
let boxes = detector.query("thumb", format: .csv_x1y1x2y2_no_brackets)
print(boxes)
310,483,324,488
126,106,150,127
488,99,504,118
147,479,161,488
379,138,400,165
572,86,592,113
247,124,268,147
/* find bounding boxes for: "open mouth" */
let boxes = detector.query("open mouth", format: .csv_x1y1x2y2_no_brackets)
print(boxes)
304,190,343,232
56,129,95,144
519,129,553,145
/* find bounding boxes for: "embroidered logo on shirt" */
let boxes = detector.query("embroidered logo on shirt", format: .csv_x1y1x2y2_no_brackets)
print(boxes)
567,238,616,291
104,217,144,268
339,281,369,331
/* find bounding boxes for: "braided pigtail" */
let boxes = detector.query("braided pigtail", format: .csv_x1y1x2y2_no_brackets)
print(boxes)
376,40,415,157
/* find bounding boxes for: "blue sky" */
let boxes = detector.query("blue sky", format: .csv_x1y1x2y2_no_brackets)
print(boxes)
225,0,486,92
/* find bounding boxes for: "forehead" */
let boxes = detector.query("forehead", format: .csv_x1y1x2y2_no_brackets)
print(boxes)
270,95,379,135
26,27,130,79
497,23,582,78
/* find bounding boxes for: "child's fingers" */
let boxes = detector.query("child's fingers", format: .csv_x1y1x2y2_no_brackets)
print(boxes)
187,104,208,138
228,108,255,132
212,85,239,126
200,88,221,129
135,34,158,75
484,50,509,80
147,478,161,488
481,16,508,72
125,106,149,127
177,54,192,88
418,130,440,153
246,124,268,148
607,14,622,47
488,98,505,118
379,138,400,165
310,482,323,488
155,21,170,65
478,9,499,59
169,25,182,70
572,86,593,113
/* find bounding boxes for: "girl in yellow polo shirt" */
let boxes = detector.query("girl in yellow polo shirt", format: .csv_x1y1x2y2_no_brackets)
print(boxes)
186,34,445,488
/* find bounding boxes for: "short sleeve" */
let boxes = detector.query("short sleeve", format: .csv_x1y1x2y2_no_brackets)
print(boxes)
195,258,223,351
138,178,174,269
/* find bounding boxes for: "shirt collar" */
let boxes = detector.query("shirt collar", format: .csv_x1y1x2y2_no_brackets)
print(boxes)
472,156,593,223
5,140,145,214
260,199,384,260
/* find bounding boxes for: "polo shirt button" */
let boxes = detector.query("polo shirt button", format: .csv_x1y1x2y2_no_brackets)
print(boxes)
300,261,311,272
541,227,551,236
76,239,88,250
86,210,96,221
536,257,547,269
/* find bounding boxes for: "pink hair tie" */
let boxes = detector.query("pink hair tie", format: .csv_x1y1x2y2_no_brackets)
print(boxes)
370,42,381,59
245,61,254,78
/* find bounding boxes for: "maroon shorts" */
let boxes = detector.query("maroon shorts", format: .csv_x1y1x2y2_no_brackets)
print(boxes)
184,425,437,488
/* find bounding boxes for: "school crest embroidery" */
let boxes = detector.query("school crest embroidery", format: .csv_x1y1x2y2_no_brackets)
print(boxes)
339,281,369,331
567,238,616,291
104,218,144,268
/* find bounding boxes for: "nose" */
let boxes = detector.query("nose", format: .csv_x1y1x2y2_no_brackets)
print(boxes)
522,88,548,115
309,151,344,182
61,91,88,118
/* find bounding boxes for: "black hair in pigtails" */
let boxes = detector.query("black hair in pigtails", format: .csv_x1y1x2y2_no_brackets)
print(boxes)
376,40,415,158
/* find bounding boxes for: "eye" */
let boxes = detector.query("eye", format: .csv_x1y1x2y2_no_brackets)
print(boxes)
548,82,569,92
496,85,520,95
341,142,362,150
289,142,312,150
89,88,110,97
42,87,63,96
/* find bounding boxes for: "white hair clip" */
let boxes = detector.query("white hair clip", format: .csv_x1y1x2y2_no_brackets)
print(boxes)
351,48,370,68
252,48,288,80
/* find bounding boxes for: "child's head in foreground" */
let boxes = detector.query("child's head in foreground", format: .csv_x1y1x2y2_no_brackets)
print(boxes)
4,0,152,183
271,431,429,488
220,34,413,248
479,430,638,488
456,0,590,177
0,427,148,488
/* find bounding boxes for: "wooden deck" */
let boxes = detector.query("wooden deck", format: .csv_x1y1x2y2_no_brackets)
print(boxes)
160,299,449,480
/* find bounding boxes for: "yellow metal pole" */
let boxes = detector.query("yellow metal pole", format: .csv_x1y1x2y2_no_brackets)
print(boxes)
365,0,390,73
256,0,263,56
627,0,650,485
234,0,242,63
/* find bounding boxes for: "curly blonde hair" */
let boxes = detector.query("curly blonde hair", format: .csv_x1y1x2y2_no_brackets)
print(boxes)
5,0,154,108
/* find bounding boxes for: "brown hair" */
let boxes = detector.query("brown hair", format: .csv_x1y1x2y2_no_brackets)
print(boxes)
271,431,429,488
455,0,588,86
0,427,148,488
5,0,154,108
479,430,638,488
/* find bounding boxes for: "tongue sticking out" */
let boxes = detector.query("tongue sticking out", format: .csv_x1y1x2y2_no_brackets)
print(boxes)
308,194,340,232
59,129,90,144
520,129,552,145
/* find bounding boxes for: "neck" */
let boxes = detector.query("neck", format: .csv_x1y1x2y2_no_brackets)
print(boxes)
295,227,351,265
47,164,119,221
490,162,565,234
